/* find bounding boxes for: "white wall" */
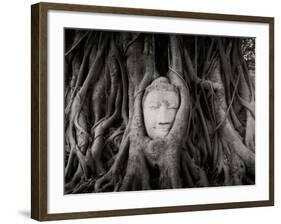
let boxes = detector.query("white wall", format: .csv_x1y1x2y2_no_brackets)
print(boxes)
0,0,279,223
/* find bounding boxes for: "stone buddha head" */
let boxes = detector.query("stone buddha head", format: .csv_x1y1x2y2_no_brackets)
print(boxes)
142,77,180,139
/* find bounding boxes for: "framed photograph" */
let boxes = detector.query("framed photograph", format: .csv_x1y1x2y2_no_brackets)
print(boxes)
31,2,274,221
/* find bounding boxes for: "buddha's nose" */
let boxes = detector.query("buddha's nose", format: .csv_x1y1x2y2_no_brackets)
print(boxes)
158,106,169,124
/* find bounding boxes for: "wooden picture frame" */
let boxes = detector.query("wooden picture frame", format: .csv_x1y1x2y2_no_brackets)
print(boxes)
31,2,274,221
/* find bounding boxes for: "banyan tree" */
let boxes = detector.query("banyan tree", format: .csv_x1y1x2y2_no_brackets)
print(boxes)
64,29,255,194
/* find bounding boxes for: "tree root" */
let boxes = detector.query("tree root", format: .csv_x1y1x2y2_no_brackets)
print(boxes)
64,32,255,193
120,146,151,191
95,127,131,192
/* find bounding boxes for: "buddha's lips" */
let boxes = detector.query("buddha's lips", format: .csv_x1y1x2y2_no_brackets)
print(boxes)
154,124,171,132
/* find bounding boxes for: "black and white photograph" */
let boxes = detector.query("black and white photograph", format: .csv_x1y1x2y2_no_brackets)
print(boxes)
64,29,255,194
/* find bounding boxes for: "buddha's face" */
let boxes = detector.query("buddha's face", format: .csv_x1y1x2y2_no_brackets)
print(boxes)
143,89,179,139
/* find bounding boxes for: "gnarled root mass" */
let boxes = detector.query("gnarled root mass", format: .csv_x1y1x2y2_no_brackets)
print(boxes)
64,30,255,193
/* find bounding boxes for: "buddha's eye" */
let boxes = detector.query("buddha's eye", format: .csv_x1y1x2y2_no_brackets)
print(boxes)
149,103,160,109
167,105,178,110
149,105,159,109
